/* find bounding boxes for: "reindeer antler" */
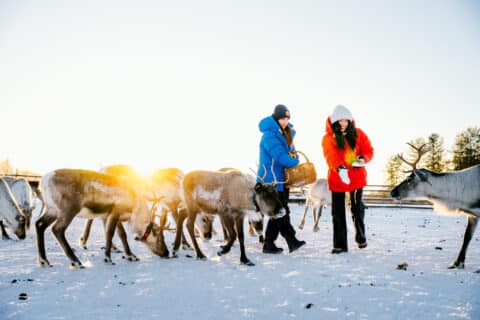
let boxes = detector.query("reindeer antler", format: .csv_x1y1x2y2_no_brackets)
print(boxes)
249,164,268,183
270,159,287,185
397,143,428,171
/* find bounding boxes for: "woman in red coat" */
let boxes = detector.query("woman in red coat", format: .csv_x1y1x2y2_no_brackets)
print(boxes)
322,105,374,254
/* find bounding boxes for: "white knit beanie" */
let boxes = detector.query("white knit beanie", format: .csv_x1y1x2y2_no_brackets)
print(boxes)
330,104,353,123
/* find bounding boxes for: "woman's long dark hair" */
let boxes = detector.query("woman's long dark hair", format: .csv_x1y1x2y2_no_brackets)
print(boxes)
274,118,294,147
332,120,357,150
282,126,294,147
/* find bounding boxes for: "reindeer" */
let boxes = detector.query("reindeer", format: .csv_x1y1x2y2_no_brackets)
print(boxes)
298,178,331,232
149,168,197,250
390,143,480,269
36,169,168,268
0,178,28,240
79,164,149,252
196,168,264,244
1,177,34,240
173,165,285,266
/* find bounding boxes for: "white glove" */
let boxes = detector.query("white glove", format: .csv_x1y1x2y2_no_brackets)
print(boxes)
338,167,350,184
352,156,365,168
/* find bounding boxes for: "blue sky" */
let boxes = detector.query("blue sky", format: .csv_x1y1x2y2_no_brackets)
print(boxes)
1,0,479,183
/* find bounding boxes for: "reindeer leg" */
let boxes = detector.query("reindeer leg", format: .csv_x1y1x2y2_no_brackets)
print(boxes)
1,221,11,240
449,216,478,269
35,210,57,267
253,217,264,244
313,206,322,232
220,215,230,244
99,217,122,253
172,207,192,250
51,213,83,269
248,220,255,237
172,208,187,257
235,215,254,266
78,219,93,249
298,201,309,230
103,214,120,265
186,211,206,260
218,215,235,255
117,222,138,262
159,208,168,229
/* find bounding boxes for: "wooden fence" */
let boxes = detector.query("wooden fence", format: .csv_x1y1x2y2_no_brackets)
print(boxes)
0,173,41,189
290,184,432,208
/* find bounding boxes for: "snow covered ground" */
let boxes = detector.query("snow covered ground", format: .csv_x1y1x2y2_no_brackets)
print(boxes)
1,204,479,320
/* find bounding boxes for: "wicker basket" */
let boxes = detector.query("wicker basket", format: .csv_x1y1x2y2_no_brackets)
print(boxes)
284,151,317,188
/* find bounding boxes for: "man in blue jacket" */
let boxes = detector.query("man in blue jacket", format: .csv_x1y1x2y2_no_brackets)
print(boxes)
257,104,306,253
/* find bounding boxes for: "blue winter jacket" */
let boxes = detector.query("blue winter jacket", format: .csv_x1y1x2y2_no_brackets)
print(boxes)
257,115,300,191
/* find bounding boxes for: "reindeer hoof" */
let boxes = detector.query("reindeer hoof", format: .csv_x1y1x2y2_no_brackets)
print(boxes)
78,239,87,249
217,249,228,256
313,226,320,232
196,255,207,261
103,257,115,265
298,225,304,230
448,261,465,269
69,261,84,269
241,259,255,266
122,254,139,262
217,245,231,256
37,258,51,268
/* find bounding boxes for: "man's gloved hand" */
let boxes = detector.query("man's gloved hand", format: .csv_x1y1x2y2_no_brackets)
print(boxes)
288,151,297,159
338,166,350,184
352,156,365,168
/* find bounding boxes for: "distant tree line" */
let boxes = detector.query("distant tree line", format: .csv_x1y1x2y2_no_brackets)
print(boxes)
384,127,480,185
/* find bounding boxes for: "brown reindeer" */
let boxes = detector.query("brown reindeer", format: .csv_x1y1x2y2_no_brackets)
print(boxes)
36,169,168,268
78,165,148,252
195,168,264,244
173,166,285,266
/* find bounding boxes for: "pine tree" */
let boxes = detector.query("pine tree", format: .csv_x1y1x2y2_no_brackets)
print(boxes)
451,127,480,170
424,133,446,172
0,159,14,174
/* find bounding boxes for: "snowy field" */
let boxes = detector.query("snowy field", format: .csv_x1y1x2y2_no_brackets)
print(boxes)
1,204,479,320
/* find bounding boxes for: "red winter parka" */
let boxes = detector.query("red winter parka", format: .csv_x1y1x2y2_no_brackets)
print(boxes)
322,117,374,192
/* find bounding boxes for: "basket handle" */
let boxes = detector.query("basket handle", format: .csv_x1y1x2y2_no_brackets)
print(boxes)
295,150,310,163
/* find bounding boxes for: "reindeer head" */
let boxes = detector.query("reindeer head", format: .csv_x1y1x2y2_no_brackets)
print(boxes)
390,143,431,200
135,195,169,258
0,178,28,240
251,160,286,218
